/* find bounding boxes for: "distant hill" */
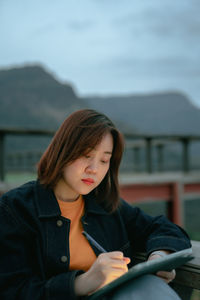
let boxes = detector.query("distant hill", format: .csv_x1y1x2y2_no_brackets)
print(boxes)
1,64,200,159
1,64,200,135
0,65,85,130
83,93,200,135
0,64,200,173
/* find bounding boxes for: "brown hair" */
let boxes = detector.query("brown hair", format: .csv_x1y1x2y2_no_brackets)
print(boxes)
37,109,124,212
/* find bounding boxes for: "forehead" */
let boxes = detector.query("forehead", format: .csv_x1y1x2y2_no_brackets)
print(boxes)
91,132,113,153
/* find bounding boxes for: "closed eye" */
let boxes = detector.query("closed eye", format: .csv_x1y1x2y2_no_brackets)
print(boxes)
101,160,110,164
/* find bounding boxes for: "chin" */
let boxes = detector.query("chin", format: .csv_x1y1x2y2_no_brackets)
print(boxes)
81,190,93,195
80,187,96,195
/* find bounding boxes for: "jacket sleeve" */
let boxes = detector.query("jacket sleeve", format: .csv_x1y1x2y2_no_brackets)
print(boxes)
119,199,191,257
0,199,80,300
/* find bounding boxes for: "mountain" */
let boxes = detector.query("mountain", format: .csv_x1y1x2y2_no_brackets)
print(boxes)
83,93,200,135
1,64,200,135
0,65,85,130
0,64,200,172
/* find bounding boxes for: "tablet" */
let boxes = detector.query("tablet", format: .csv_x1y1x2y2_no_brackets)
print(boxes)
86,248,193,300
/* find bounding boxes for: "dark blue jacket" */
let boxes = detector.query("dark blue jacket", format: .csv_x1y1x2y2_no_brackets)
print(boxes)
0,181,191,300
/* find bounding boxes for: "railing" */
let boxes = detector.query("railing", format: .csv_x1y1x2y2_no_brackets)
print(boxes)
0,128,54,180
119,172,200,227
5,151,43,172
1,128,200,180
124,133,200,173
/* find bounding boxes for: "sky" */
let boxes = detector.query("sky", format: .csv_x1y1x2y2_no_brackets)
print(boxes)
1,0,200,107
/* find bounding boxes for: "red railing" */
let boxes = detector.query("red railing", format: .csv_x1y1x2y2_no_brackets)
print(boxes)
119,173,200,226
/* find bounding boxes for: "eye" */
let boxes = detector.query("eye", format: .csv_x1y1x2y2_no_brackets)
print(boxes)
101,159,109,164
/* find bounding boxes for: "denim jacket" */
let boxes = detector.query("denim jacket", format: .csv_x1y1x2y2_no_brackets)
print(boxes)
0,181,191,300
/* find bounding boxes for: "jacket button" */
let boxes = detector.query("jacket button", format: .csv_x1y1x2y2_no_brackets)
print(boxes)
60,256,67,263
57,220,63,227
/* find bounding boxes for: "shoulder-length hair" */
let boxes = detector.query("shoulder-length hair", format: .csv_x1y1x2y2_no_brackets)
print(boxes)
37,109,124,212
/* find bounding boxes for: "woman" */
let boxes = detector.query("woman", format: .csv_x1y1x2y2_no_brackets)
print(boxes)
0,109,191,299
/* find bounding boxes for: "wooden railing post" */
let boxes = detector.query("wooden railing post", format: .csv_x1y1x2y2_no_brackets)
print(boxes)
0,133,5,181
167,182,184,227
133,146,141,172
156,144,164,172
146,137,153,173
181,138,190,173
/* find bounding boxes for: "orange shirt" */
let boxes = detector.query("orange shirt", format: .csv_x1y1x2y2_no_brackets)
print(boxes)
57,195,97,271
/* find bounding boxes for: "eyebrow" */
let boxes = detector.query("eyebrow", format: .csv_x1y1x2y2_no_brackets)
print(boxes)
86,148,112,155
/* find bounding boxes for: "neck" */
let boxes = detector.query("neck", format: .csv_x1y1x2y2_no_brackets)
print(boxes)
55,193,80,203
53,179,80,202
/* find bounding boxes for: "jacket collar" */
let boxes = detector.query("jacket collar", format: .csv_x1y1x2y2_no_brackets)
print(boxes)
35,180,61,218
84,192,109,216
34,181,109,218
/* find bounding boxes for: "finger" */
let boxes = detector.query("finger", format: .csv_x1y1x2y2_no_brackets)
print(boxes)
156,269,176,283
100,252,131,266
156,273,171,283
107,251,124,259
157,270,176,279
97,252,123,263
109,258,129,271
107,252,131,264
97,253,129,270
123,257,131,264
148,254,163,261
110,256,131,269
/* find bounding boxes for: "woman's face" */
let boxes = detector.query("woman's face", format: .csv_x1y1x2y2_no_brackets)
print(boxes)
55,132,113,201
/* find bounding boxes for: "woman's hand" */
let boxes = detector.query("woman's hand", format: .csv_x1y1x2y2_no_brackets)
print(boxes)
74,251,131,296
148,250,176,283
155,269,176,283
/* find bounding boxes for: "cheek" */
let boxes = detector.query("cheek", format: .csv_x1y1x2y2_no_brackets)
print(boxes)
71,161,85,173
61,160,85,184
62,164,79,179
99,166,110,179
62,168,70,181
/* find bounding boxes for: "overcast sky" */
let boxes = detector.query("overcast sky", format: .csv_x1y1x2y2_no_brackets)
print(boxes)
1,0,200,107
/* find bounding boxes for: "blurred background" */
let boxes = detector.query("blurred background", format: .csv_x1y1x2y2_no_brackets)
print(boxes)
0,1,200,297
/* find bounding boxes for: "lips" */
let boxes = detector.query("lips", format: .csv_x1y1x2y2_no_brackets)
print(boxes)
81,178,95,185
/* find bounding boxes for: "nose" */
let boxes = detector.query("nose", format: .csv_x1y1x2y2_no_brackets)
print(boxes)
86,161,98,174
